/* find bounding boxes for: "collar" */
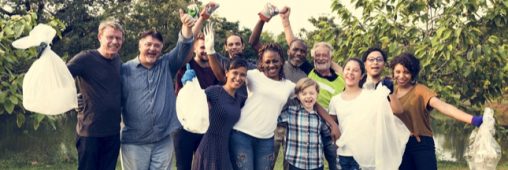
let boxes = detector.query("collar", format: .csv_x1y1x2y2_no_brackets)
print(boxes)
312,68,338,81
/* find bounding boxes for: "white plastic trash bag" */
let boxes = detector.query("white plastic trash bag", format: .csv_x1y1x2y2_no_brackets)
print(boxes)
464,108,501,170
12,24,77,115
176,77,209,134
336,84,409,169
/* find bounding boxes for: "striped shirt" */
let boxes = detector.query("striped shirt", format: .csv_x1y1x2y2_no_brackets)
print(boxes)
279,98,329,169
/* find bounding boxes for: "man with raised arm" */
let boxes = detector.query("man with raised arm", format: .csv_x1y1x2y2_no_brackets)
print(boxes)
119,9,195,170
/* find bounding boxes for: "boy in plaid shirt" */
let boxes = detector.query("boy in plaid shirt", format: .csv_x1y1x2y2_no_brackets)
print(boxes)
279,78,330,170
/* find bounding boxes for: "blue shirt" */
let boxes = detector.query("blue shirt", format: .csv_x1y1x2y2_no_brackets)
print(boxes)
120,33,193,144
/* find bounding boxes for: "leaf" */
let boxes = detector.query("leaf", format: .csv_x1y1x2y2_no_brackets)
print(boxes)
9,95,18,105
16,113,25,128
436,27,446,38
0,91,6,103
442,30,452,40
5,102,14,114
487,36,499,44
33,114,45,130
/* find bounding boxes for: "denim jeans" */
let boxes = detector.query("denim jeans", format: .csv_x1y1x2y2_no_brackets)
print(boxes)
121,135,174,170
230,130,275,170
399,136,437,170
337,156,359,170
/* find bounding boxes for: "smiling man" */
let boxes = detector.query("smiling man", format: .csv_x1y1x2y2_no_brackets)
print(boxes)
119,9,194,170
67,18,124,170
307,42,345,170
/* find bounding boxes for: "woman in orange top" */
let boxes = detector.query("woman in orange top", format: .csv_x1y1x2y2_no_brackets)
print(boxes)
390,53,483,170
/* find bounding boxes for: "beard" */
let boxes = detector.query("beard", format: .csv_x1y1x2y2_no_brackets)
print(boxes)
314,62,331,71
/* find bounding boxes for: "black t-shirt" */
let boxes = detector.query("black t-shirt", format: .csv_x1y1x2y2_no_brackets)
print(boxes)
67,50,122,137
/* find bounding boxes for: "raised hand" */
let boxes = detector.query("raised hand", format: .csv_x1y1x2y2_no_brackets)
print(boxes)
203,23,216,55
258,3,279,22
279,6,290,20
179,9,196,38
200,1,220,19
181,64,197,85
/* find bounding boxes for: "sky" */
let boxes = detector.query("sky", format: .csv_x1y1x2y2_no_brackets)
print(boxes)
198,0,339,37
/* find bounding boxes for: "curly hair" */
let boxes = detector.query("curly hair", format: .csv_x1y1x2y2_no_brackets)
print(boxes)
389,53,420,84
361,47,387,63
256,43,285,79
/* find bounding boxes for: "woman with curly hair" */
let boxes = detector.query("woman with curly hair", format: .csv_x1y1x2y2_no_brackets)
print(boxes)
390,53,483,170
228,43,296,170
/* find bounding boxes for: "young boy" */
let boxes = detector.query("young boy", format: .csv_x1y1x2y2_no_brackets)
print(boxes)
279,78,329,170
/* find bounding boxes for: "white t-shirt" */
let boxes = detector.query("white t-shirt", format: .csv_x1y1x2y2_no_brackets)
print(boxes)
233,69,295,139
329,90,370,156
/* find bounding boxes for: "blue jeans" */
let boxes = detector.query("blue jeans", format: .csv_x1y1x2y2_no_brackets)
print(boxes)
230,130,275,170
337,156,359,170
121,135,174,170
399,136,437,170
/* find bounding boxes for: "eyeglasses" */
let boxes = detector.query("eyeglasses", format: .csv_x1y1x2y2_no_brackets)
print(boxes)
367,57,384,63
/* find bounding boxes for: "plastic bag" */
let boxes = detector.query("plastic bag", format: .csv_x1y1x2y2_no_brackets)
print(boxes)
176,77,209,134
336,84,409,169
464,108,501,170
12,24,77,115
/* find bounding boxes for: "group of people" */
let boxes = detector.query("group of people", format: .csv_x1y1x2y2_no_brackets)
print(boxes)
66,2,484,170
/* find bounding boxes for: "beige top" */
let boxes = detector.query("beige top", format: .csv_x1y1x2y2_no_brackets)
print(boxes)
396,83,437,137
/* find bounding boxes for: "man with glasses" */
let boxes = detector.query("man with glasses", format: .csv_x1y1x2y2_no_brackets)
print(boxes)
361,47,394,92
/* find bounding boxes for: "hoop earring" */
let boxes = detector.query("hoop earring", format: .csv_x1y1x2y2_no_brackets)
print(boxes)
411,79,417,85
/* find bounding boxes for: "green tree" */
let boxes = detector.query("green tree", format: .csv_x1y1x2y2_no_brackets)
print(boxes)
0,12,65,129
306,0,508,111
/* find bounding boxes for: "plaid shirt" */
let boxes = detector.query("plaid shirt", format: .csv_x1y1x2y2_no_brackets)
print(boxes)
279,98,329,169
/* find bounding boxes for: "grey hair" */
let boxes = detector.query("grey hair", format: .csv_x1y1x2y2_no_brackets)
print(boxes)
310,42,333,57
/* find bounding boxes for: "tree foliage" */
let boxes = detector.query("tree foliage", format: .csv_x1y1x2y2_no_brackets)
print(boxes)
305,0,508,112
0,0,260,129
0,12,65,129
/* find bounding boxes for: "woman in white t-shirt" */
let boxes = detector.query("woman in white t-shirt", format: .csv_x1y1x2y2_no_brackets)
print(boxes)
328,58,409,170
229,43,295,170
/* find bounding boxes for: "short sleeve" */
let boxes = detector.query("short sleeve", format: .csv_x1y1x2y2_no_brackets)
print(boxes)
205,86,220,102
67,51,87,77
415,84,438,109
328,95,338,116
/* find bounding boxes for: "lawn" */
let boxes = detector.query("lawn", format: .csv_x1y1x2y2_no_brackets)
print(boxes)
2,152,507,170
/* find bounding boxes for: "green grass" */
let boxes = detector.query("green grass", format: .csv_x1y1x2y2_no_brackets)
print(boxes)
2,152,506,170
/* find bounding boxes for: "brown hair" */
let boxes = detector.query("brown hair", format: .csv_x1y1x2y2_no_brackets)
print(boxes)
98,18,124,35
295,78,319,95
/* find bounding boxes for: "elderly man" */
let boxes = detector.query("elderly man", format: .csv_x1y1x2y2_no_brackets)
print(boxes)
67,18,124,170
307,42,345,170
119,9,195,170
